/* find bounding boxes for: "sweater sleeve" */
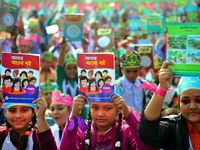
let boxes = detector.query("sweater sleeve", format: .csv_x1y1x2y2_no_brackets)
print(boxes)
56,64,65,92
58,118,83,150
137,110,173,149
37,128,57,150
125,111,157,150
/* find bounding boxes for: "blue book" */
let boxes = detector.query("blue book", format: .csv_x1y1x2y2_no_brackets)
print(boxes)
0,2,19,33
64,13,84,41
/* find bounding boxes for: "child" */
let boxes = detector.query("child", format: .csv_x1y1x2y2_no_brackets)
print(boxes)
97,78,105,93
58,94,156,150
12,70,20,81
50,89,72,146
102,70,111,80
20,71,28,82
22,79,30,93
2,76,12,94
95,71,102,83
79,76,88,93
105,76,112,85
137,61,200,150
1,69,11,85
86,79,99,94
30,77,37,86
0,88,57,150
88,70,95,81
10,79,23,95
27,71,35,80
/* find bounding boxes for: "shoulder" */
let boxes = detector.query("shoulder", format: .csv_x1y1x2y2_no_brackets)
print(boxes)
161,114,181,122
115,76,123,86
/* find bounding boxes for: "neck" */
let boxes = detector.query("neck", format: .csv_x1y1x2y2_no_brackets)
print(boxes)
91,87,95,91
192,122,200,132
14,125,29,137
59,124,65,131
96,124,113,134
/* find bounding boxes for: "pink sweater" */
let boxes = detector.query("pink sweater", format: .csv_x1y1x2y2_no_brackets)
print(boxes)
58,111,156,150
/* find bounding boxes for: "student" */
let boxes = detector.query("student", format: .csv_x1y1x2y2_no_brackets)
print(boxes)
88,70,95,81
58,94,156,150
137,61,200,150
115,51,153,112
79,76,88,93
40,51,57,84
86,79,99,94
50,89,72,146
1,69,11,85
22,79,29,93
95,71,102,83
102,70,111,80
0,88,57,150
78,69,86,84
27,71,35,81
105,76,112,85
30,77,37,86
20,71,28,83
12,70,20,81
97,78,105,93
10,79,23,95
2,76,12,94
39,80,57,109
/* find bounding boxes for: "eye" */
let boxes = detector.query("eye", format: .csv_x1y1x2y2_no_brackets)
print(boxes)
196,99,200,103
50,108,54,111
125,70,130,73
133,70,139,73
181,100,189,104
105,107,111,110
8,109,16,113
92,107,98,110
21,108,29,112
58,107,63,111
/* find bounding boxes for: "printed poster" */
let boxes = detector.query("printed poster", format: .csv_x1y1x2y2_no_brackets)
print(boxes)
64,13,84,41
1,53,40,108
94,27,114,49
147,17,164,37
0,2,19,33
129,16,140,32
167,23,200,76
134,44,154,69
77,53,115,102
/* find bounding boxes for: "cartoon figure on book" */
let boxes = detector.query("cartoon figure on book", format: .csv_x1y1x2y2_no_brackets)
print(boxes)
0,88,57,150
12,70,20,81
85,79,99,94
2,76,12,94
138,61,200,150
58,93,156,150
9,79,23,95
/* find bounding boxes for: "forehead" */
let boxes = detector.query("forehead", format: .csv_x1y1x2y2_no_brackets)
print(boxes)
8,105,31,109
124,68,140,71
66,64,77,68
90,102,114,107
180,88,200,98
50,103,66,108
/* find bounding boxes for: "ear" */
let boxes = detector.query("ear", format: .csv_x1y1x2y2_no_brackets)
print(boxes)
116,109,120,115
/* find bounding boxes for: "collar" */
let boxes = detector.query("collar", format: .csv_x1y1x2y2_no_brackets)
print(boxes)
186,120,199,134
123,76,140,89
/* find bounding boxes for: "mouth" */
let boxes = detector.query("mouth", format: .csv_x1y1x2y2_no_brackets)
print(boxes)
189,112,199,115
97,119,106,122
14,120,23,124
54,117,60,120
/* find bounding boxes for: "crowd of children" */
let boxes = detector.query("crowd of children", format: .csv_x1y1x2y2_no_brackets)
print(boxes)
0,1,199,150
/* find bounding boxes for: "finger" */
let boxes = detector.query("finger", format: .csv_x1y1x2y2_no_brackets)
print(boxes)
112,97,123,104
76,94,88,100
161,61,174,69
111,94,120,101
32,97,44,103
39,89,42,97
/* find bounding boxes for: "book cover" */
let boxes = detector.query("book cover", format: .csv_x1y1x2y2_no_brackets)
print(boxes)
1,53,40,108
94,27,114,49
166,23,200,76
0,2,19,33
64,13,84,41
134,44,154,69
147,17,164,37
77,53,115,102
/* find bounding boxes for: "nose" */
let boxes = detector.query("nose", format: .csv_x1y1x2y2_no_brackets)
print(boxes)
15,111,22,118
190,102,197,110
98,109,104,117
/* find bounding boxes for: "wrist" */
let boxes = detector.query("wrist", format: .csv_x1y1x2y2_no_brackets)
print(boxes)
156,85,167,97
123,108,130,118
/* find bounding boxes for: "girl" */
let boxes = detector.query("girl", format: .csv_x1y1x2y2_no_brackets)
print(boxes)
137,61,200,150
58,94,156,150
86,79,99,94
50,89,72,146
20,71,28,83
22,79,29,93
0,88,57,150
97,78,105,93
10,79,23,95
95,71,102,83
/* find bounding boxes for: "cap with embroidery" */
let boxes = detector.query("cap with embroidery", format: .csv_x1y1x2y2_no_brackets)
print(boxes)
154,55,163,69
121,51,141,68
64,52,77,65
106,48,120,58
88,70,94,75
178,77,200,94
42,51,54,61
13,70,19,75
39,80,57,93
18,36,30,45
51,89,73,106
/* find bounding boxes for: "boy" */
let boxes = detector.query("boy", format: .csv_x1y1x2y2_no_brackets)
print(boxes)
79,76,88,93
115,51,153,112
30,77,37,85
105,76,112,85
2,76,12,93
27,71,35,80
40,51,57,84
102,70,111,80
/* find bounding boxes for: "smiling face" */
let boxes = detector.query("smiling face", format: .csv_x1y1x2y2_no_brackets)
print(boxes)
90,103,118,133
179,88,200,131
99,80,104,87
50,104,71,129
23,81,29,88
65,64,77,79
15,81,21,88
6,105,33,132
4,79,11,87
91,81,96,89
81,79,87,88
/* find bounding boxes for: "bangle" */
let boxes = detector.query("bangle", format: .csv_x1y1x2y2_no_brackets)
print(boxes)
155,87,167,97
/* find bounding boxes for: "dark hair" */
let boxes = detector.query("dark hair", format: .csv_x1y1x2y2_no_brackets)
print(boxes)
103,70,108,73
11,79,22,92
28,71,33,74
81,69,86,74
161,107,180,118
6,108,36,150
3,75,12,82
22,79,30,88
5,69,11,74
95,71,102,77
80,76,88,82
84,111,122,150
20,71,28,78
87,79,98,92
105,76,112,82
97,79,105,87
30,77,36,82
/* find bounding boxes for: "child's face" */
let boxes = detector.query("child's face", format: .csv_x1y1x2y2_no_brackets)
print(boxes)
50,104,71,128
42,92,52,108
65,64,77,79
42,60,53,69
13,72,17,77
24,81,29,87
105,79,111,84
81,71,86,76
91,81,96,88
103,72,107,76
5,71,11,76
19,44,30,53
4,79,11,87
96,73,101,79
90,102,118,133
30,80,36,85
99,80,104,87
6,105,33,131
29,72,33,76
123,67,140,83
81,79,87,87
21,73,26,79
15,81,21,88
179,88,200,126
88,73,92,78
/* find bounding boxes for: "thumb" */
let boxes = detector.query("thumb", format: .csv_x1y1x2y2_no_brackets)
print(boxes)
39,89,42,98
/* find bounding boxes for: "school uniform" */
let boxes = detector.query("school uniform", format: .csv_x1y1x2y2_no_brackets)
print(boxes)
51,124,63,147
59,111,156,150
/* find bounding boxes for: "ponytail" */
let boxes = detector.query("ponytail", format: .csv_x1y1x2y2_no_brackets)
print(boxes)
84,111,92,150
115,113,122,150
